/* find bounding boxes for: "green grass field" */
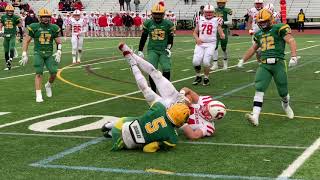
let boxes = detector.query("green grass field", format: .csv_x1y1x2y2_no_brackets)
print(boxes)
0,35,319,180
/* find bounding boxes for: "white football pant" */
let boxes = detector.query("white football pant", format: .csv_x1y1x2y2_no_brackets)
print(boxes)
193,43,216,67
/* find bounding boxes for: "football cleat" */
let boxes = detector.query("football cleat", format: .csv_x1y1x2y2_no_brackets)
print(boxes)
203,78,210,86
282,102,294,119
6,58,12,70
210,61,218,70
192,76,202,85
36,96,44,103
245,113,259,126
101,122,113,138
223,60,228,70
45,82,52,97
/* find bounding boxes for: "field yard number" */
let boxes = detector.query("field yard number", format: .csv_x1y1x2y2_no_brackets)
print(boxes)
29,115,118,133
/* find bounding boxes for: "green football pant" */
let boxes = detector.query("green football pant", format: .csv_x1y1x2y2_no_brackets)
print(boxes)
3,36,16,53
111,117,135,151
34,52,58,75
215,28,229,51
147,50,171,72
255,61,288,97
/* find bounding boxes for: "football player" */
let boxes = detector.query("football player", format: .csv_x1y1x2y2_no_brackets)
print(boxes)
192,4,225,86
82,11,89,37
180,87,226,140
117,43,226,140
247,0,264,61
88,12,96,37
0,5,23,70
19,8,62,102
264,3,281,24
101,43,191,153
211,0,233,70
66,10,86,64
237,9,297,126
138,2,175,92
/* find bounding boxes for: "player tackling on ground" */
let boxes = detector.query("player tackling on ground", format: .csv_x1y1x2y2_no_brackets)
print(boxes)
114,43,227,140
237,9,297,126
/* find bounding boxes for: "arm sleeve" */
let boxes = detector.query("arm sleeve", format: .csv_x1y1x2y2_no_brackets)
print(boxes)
27,25,35,38
138,28,148,51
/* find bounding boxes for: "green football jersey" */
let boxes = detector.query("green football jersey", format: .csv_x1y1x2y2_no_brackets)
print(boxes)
254,23,291,60
27,23,60,54
1,14,21,36
143,19,175,51
215,7,232,29
137,102,178,145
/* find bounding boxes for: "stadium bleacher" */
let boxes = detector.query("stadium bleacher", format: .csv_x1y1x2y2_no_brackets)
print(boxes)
23,0,320,21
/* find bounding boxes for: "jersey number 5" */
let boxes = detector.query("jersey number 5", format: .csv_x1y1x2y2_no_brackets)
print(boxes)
145,117,167,134
261,36,275,51
201,24,213,35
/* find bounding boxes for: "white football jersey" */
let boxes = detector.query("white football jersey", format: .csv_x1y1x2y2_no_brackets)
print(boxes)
187,96,215,135
71,18,86,35
273,11,281,24
64,17,72,27
248,7,261,33
170,15,177,26
108,16,113,25
198,16,223,43
88,15,96,26
82,14,89,26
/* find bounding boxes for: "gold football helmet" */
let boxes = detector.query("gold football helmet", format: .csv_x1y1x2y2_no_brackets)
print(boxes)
166,103,190,127
256,9,274,30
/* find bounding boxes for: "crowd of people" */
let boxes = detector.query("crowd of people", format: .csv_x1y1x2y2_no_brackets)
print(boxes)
58,0,83,12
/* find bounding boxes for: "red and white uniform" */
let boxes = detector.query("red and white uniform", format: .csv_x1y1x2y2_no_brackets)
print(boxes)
248,7,260,33
64,16,72,29
70,17,86,51
193,16,223,67
82,14,89,31
88,14,96,30
185,96,215,137
108,15,114,31
141,15,147,23
273,11,281,24
170,15,177,26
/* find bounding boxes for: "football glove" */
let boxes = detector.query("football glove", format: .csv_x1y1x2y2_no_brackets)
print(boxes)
249,29,254,35
200,121,215,137
143,142,160,153
19,51,28,66
165,48,171,58
137,51,144,58
237,59,244,68
53,50,62,63
289,57,298,67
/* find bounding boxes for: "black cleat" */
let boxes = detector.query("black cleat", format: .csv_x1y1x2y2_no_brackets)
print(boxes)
203,78,210,86
101,123,113,138
192,76,202,85
6,59,12,70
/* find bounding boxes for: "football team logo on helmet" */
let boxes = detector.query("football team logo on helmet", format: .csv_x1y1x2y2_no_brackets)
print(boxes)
5,5,14,16
39,8,52,24
151,3,165,23
166,103,190,127
204,4,215,20
200,100,226,121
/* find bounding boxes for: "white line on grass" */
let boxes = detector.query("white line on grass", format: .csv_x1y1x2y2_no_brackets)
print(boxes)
0,132,308,150
0,44,318,129
277,136,320,179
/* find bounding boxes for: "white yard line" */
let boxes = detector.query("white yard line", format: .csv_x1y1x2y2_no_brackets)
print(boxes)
277,137,320,179
0,132,308,150
0,45,318,129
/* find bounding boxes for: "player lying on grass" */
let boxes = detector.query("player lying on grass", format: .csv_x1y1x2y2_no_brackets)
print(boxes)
105,43,226,141
237,9,297,126
101,43,190,153
180,87,226,140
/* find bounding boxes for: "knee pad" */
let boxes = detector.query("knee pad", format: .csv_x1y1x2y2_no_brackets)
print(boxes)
194,65,201,71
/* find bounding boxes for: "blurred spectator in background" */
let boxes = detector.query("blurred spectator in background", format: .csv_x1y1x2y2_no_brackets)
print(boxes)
113,13,123,36
25,12,38,27
134,0,140,12
125,0,131,11
56,14,64,36
98,13,108,37
0,0,8,12
133,12,142,36
74,0,83,10
123,12,134,36
297,9,305,32
51,12,57,24
119,0,125,11
58,1,64,11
